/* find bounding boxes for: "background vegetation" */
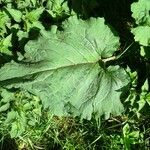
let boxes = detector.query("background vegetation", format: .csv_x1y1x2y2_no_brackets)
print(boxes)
0,0,150,149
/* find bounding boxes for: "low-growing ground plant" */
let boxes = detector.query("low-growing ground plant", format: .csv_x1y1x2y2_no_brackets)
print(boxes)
0,0,150,149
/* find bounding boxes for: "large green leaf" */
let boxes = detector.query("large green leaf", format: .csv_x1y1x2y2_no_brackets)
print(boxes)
0,16,129,120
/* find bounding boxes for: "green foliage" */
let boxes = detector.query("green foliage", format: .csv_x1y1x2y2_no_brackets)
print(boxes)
0,0,150,149
0,34,12,55
46,0,70,18
132,26,150,46
131,0,150,25
131,0,150,59
0,16,129,120
0,90,41,138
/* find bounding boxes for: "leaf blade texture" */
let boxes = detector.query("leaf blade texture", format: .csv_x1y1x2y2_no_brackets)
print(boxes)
0,16,129,120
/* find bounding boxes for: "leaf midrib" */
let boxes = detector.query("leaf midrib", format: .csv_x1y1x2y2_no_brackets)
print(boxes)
0,59,102,86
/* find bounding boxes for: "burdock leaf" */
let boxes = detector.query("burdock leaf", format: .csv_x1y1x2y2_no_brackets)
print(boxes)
0,16,129,120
